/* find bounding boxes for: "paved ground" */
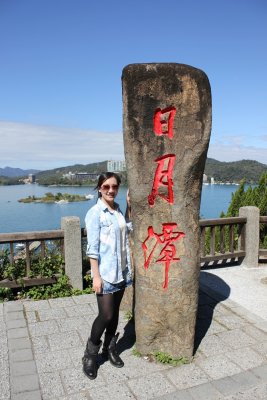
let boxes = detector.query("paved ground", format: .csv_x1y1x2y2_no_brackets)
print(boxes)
200,265,267,321
1,265,267,400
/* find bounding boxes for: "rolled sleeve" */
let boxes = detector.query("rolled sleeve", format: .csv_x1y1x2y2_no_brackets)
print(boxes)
85,208,100,259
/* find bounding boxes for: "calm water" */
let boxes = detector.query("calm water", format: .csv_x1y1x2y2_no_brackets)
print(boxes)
0,184,239,233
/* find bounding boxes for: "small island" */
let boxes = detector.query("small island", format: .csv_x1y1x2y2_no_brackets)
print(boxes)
18,192,91,203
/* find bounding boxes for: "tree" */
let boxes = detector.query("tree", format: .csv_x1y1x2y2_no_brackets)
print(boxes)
226,181,245,217
226,172,267,247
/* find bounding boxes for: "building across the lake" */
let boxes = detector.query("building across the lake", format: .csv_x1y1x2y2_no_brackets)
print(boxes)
107,160,126,172
20,174,36,184
28,174,36,183
63,172,99,181
63,160,126,182
203,173,208,183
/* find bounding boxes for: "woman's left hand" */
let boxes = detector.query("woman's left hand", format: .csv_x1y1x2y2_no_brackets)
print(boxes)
93,275,102,294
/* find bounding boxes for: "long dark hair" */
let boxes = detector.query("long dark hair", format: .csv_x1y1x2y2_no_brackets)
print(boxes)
95,172,121,198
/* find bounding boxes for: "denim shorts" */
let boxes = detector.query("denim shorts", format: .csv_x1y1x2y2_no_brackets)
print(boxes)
101,267,133,294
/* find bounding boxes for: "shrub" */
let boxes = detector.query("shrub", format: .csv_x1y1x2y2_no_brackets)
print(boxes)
0,245,93,302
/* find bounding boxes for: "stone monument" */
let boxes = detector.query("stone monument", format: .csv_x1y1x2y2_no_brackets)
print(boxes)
122,63,212,358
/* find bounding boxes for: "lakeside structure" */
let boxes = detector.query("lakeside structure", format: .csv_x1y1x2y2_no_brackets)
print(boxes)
63,171,99,181
62,160,126,183
19,173,36,184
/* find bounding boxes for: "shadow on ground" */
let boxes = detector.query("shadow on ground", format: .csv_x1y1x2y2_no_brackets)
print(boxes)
104,271,231,360
194,271,230,354
117,318,136,353
97,319,136,367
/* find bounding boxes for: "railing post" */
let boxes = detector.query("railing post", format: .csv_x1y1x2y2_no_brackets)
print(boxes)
61,216,83,290
239,206,260,268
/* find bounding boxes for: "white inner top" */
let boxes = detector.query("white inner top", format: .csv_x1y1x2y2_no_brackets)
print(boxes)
114,210,127,271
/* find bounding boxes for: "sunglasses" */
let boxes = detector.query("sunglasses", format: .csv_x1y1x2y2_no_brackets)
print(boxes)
101,184,119,191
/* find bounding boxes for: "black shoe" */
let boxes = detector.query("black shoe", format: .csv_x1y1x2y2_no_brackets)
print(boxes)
107,333,124,368
82,339,102,380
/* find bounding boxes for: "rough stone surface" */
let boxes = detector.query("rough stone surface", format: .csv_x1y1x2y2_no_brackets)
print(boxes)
122,63,212,357
120,233,135,314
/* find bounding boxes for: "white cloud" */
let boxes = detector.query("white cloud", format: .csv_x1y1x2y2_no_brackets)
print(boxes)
208,134,267,164
0,120,124,170
1,121,266,170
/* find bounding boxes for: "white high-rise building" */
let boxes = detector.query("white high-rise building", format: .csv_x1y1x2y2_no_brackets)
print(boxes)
107,160,126,172
203,173,208,183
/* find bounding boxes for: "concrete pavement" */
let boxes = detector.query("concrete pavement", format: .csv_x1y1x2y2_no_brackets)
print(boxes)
1,265,267,400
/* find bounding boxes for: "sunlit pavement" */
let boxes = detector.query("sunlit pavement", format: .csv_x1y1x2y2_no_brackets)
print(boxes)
1,265,267,400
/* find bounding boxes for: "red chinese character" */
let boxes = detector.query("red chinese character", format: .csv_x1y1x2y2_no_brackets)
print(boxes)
142,223,185,289
153,107,176,139
148,154,175,207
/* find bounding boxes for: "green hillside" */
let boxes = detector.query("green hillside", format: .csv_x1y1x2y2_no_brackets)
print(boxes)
36,161,108,185
1,158,266,186
35,158,267,185
204,159,267,184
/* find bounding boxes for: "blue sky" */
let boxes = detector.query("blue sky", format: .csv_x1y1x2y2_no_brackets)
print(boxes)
0,0,266,169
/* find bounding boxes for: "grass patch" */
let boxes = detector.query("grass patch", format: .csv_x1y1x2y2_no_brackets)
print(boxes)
152,351,189,366
132,347,142,357
124,310,133,321
131,347,189,366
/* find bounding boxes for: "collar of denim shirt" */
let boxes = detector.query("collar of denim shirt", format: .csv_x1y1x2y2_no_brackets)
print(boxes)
97,198,120,213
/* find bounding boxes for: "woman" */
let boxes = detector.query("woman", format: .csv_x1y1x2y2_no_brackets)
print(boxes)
83,172,132,380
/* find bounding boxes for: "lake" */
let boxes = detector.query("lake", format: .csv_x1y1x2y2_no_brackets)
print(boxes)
0,184,240,234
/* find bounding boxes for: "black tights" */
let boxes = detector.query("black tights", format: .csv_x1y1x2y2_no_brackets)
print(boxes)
90,289,125,345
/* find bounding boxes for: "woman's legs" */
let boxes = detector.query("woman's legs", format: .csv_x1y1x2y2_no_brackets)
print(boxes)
90,289,125,345
83,288,126,378
106,288,125,336
101,289,125,368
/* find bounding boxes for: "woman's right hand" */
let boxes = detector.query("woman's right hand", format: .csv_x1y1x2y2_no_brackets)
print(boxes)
93,276,102,294
126,189,131,207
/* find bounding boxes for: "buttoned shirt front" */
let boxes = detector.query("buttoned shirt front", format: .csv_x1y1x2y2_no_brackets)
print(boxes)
85,198,132,284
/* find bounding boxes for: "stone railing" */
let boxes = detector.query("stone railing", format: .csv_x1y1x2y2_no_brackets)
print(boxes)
0,229,64,289
0,216,83,290
0,208,266,290
199,216,246,265
201,206,267,268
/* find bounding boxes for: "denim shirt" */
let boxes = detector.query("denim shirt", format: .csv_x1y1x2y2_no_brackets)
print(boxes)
85,199,132,284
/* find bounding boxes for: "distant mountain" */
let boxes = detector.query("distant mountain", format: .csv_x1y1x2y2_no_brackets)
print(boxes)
35,161,108,185
36,158,267,185
36,161,107,178
2,158,267,183
35,161,107,178
0,167,41,178
204,159,267,183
